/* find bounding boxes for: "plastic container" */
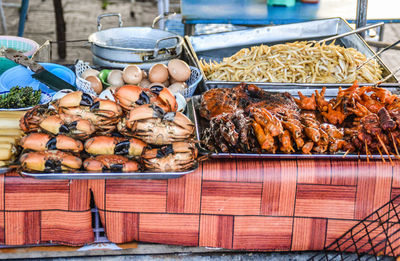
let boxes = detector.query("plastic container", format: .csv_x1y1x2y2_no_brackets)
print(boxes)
268,0,296,7
0,63,76,95
0,36,39,75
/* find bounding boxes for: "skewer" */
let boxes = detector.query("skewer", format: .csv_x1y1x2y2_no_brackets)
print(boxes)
377,146,386,163
343,149,351,158
365,139,370,163
391,132,400,159
377,135,394,166
357,39,400,70
374,66,400,86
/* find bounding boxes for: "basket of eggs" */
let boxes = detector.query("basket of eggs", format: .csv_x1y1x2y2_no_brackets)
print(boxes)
75,59,201,98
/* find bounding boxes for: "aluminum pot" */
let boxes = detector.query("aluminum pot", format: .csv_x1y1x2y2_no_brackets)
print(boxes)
88,13,183,66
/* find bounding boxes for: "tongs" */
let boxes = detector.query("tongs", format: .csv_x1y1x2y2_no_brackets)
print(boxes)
357,39,400,70
317,22,384,44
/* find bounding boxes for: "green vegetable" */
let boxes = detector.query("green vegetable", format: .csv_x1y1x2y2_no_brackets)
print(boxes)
0,86,41,109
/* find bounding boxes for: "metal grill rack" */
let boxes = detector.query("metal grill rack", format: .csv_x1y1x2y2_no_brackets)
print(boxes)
310,194,400,260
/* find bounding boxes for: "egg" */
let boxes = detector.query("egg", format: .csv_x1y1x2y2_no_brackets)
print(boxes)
81,68,99,79
162,79,170,87
123,65,142,84
107,70,124,87
149,64,169,83
142,70,148,79
168,82,187,94
85,75,103,94
168,59,191,82
139,78,151,88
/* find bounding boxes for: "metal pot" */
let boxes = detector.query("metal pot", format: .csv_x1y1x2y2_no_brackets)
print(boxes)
88,13,183,68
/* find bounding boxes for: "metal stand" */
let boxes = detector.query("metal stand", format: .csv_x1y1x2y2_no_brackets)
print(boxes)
356,0,368,38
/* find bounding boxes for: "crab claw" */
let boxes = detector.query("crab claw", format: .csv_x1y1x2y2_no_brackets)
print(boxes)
114,85,147,110
84,136,147,157
20,151,82,172
20,133,83,153
150,86,178,112
128,104,166,122
58,91,94,108
83,155,139,172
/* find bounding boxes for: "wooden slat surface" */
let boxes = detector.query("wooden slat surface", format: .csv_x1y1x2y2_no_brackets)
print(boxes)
99,159,400,253
0,158,399,254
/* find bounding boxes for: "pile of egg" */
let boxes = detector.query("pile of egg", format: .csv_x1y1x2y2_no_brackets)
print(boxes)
81,59,192,95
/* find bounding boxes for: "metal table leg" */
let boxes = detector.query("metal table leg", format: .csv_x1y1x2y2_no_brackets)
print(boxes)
18,0,29,36
356,0,368,38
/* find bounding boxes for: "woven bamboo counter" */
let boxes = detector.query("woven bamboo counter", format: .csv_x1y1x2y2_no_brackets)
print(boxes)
0,159,399,256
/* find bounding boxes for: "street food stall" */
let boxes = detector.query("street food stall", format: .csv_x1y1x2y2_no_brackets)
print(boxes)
0,5,399,260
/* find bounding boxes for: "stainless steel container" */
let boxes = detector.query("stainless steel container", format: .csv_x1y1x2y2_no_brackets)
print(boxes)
186,17,399,89
88,13,183,68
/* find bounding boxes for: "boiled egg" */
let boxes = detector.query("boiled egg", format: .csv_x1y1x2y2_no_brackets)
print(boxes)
107,70,124,87
81,68,99,79
168,59,191,82
85,75,103,95
149,64,169,83
123,65,142,84
168,82,187,94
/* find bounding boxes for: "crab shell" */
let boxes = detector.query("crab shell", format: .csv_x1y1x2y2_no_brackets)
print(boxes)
20,150,82,172
83,155,139,172
142,142,198,172
20,133,83,153
84,136,146,156
127,104,194,145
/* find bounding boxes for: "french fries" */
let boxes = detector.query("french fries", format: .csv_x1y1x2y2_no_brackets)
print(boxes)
200,41,383,84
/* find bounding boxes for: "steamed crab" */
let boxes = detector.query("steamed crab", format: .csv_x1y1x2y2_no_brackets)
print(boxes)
121,104,194,145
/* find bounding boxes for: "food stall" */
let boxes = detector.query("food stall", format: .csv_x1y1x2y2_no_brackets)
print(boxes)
0,9,399,260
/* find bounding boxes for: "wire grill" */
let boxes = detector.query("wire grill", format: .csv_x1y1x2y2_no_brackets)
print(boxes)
310,194,400,260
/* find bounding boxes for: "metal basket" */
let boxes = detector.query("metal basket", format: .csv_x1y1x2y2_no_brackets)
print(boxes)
75,60,201,98
310,194,400,260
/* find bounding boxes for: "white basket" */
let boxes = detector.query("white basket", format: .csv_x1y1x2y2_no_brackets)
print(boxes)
75,61,202,98
75,60,97,96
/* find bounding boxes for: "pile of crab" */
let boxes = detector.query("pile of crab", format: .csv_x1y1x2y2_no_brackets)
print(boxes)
18,85,198,173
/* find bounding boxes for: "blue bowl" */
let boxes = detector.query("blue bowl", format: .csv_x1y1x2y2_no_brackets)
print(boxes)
0,91,52,111
0,63,76,94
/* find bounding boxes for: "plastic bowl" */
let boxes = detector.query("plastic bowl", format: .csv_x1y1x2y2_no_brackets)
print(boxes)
0,63,76,94
0,90,52,111
0,36,39,75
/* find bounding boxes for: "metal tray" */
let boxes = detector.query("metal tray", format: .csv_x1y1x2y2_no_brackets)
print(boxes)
21,166,198,180
188,94,396,161
186,17,399,91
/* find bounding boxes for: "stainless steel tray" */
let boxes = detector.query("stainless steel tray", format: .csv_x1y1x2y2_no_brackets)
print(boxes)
20,167,197,180
188,94,395,160
186,17,399,90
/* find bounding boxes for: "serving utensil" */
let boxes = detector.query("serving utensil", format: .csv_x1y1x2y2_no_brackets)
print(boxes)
317,22,384,44
3,48,76,92
357,39,400,70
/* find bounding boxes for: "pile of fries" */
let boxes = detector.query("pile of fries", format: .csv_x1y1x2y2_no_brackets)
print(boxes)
200,41,383,84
